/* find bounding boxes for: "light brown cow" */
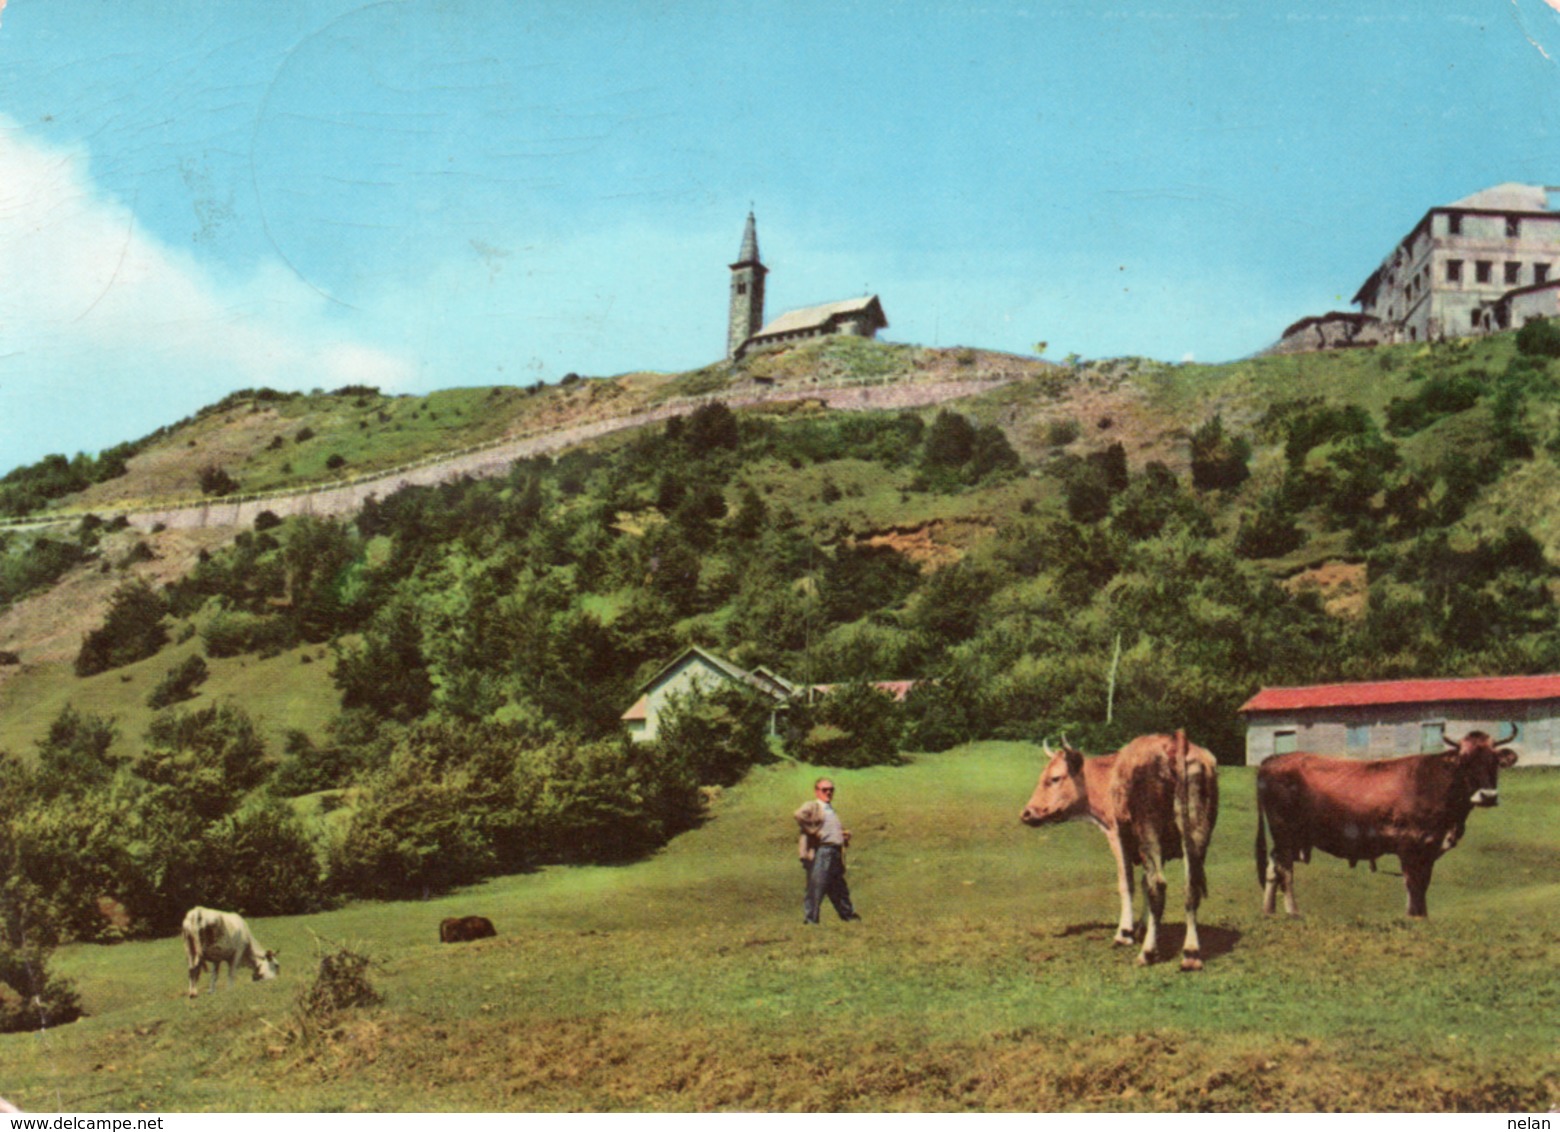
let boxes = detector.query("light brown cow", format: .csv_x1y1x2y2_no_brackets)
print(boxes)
1255,725,1519,919
1021,730,1219,970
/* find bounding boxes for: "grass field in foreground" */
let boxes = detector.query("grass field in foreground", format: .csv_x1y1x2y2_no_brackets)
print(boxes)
3,744,1556,1112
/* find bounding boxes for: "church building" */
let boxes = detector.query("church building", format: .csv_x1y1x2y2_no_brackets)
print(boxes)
726,212,888,361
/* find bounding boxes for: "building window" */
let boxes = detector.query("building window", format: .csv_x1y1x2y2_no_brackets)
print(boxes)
1448,213,1462,236
1508,216,1522,238
1347,723,1371,751
1420,722,1444,753
1274,730,1297,755
1537,264,1551,285
1446,259,1463,284
736,282,747,295
1476,261,1492,284
1506,262,1523,285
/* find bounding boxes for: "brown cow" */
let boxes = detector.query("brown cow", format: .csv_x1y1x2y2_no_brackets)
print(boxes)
1021,730,1219,970
1255,725,1519,919
439,915,496,943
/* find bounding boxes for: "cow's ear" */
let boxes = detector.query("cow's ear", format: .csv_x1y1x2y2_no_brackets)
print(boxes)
1064,747,1084,774
1497,747,1519,769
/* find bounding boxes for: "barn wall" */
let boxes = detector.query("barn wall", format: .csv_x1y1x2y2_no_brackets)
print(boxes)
1243,698,1560,766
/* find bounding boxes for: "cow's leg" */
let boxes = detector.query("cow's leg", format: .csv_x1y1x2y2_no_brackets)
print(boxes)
1263,846,1299,917
1180,851,1205,972
1401,853,1435,918
1138,853,1166,967
1105,830,1136,946
188,962,202,998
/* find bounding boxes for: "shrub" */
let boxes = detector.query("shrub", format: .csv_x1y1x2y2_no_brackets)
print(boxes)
74,579,169,676
33,706,120,797
135,704,273,821
787,682,904,768
185,798,327,917
295,941,381,1024
201,608,295,658
1189,414,1251,491
147,654,209,709
197,464,239,497
651,686,773,788
1516,316,1560,358
1046,417,1081,447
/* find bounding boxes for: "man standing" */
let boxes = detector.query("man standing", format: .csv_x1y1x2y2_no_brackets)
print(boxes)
794,777,861,924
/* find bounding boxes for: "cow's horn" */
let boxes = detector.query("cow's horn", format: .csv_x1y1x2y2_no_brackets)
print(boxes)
1041,736,1055,757
1440,722,1459,750
1497,721,1519,745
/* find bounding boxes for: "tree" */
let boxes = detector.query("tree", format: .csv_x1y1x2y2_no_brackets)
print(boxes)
684,401,740,451
34,706,120,796
75,579,169,676
923,410,976,469
1189,414,1251,492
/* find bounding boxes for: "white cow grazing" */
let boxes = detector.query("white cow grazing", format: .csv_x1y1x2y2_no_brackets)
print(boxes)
182,906,280,998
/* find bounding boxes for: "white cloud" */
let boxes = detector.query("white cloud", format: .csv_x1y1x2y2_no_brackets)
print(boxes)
0,122,416,464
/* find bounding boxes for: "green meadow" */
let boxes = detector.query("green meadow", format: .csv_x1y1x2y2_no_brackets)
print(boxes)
4,745,1555,1112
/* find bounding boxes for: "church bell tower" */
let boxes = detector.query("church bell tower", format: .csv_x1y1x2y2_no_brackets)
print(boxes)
727,211,767,360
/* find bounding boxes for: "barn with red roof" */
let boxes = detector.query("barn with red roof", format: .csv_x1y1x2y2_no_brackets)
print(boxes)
1239,673,1560,766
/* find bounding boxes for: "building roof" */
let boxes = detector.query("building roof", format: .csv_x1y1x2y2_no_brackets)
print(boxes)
1240,673,1560,714
811,680,918,702
732,212,764,271
1450,183,1551,212
753,295,887,338
1280,310,1378,339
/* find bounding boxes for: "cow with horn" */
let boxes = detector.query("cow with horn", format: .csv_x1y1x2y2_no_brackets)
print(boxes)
1021,730,1219,971
1255,723,1520,919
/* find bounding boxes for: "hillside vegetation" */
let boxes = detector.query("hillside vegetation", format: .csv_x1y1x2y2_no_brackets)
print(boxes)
3,327,1560,1093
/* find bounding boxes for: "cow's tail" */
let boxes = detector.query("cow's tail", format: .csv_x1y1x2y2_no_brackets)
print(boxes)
1255,787,1270,890
1173,729,1210,902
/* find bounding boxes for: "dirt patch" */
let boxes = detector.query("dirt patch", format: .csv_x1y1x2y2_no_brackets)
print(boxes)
1282,560,1368,619
861,522,964,571
0,526,235,669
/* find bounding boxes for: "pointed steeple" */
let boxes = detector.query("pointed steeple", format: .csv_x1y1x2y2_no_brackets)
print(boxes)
733,210,761,268
727,210,767,360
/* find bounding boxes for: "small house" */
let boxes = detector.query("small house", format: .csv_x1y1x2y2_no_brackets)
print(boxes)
621,646,791,743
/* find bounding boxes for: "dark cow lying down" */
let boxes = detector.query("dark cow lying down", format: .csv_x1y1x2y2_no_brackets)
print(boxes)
182,906,279,998
1021,730,1219,970
1256,726,1519,919
440,916,497,943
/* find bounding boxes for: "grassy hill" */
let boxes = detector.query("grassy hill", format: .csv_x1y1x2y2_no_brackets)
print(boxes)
3,745,1555,1111
4,330,1560,1110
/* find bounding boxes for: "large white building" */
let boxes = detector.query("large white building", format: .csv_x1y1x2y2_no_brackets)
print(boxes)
1352,183,1560,342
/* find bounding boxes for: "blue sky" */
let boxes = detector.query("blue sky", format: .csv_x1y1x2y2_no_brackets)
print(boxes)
2,0,1559,468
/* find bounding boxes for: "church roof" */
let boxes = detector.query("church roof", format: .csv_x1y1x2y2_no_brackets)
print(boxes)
753,295,887,338
732,211,762,268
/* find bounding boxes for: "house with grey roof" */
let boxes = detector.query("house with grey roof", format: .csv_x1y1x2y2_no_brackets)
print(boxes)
621,645,915,743
726,212,888,361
